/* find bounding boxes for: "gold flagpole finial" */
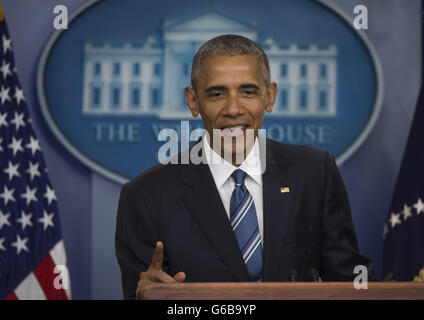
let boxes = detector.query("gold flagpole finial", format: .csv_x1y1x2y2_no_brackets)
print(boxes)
413,265,424,282
0,4,4,22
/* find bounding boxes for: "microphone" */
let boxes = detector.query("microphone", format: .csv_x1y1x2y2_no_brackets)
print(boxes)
309,268,319,282
288,268,298,282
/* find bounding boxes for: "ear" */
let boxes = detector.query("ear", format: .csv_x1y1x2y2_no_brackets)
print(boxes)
265,82,277,113
185,87,200,118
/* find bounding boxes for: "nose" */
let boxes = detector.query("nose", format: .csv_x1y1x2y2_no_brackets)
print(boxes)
223,93,244,117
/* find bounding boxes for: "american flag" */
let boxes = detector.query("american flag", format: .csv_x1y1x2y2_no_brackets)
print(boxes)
382,86,424,281
0,7,70,299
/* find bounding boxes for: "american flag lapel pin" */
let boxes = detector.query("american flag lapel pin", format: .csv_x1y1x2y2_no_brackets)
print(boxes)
280,187,290,193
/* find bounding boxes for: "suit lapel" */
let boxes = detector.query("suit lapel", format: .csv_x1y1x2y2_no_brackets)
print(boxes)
262,140,296,281
179,154,250,282
177,139,296,282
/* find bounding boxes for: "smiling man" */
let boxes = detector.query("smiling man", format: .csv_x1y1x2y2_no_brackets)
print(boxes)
115,34,375,300
185,53,275,167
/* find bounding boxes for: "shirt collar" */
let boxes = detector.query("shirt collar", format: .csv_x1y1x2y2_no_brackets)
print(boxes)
203,134,263,189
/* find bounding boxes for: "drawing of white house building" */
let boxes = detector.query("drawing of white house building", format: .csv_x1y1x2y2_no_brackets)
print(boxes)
82,10,337,119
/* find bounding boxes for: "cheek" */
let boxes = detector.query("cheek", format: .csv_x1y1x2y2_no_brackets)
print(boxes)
250,106,265,126
201,109,219,128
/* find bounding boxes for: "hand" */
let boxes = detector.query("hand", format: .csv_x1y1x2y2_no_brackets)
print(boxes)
136,241,186,299
413,265,424,282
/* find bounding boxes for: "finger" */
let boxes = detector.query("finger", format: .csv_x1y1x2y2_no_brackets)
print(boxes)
141,269,178,283
150,241,164,270
173,272,186,282
155,271,178,283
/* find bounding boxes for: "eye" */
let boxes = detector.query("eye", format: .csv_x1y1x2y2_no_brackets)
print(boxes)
241,89,257,97
208,91,224,99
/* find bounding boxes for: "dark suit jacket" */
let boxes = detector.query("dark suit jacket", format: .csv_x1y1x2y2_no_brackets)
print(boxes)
115,138,375,299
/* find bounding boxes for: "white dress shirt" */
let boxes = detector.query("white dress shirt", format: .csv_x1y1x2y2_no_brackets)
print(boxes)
203,135,264,243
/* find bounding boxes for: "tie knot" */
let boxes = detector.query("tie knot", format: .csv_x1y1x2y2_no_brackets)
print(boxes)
231,169,246,186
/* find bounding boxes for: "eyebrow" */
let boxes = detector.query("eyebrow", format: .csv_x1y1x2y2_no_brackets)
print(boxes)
239,83,260,91
204,83,260,93
205,85,227,93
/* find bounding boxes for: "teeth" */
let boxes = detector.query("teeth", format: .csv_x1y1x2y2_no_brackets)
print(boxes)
224,125,245,131
219,125,246,137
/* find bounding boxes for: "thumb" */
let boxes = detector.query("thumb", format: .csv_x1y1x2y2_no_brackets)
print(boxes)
173,272,186,282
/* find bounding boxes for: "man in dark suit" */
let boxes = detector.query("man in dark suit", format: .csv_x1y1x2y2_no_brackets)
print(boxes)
115,34,375,300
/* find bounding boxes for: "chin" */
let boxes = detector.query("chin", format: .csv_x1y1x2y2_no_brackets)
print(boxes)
220,139,248,165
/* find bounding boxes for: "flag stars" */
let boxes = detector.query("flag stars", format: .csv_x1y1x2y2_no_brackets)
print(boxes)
0,60,12,79
21,186,38,205
0,29,67,269
385,197,424,236
3,160,20,180
0,85,11,105
414,198,424,215
402,204,412,221
0,210,11,229
0,237,5,251
26,161,41,181
0,112,8,128
16,211,33,231
14,86,25,105
25,136,41,155
0,186,15,204
44,186,57,205
383,223,389,239
389,212,401,228
38,211,54,230
10,111,25,130
8,136,24,156
2,34,12,54
11,235,29,254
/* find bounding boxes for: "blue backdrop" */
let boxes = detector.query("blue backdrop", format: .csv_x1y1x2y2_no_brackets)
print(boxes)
1,0,421,299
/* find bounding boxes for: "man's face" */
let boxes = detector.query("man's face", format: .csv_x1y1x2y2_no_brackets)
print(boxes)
185,54,277,163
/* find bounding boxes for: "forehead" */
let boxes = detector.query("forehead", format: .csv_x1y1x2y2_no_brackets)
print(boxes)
198,54,264,87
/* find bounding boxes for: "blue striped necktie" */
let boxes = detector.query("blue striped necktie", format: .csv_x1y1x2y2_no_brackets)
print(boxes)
230,169,263,281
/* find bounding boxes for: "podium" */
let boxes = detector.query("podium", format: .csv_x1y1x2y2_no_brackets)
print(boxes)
139,282,424,300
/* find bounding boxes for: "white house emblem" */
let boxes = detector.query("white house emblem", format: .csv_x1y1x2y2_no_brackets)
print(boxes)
38,1,382,184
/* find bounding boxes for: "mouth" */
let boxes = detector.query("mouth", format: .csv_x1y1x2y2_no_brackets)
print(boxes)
216,124,249,138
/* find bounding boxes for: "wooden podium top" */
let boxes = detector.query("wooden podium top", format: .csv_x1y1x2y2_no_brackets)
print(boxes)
139,282,424,300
